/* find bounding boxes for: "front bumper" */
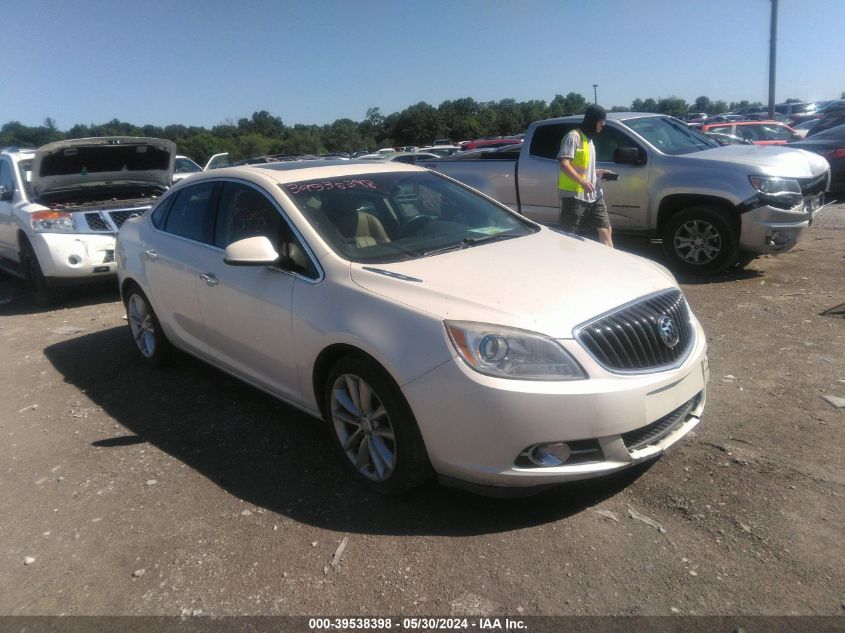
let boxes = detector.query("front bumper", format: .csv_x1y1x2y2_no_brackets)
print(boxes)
402,320,708,489
739,194,824,254
29,232,117,282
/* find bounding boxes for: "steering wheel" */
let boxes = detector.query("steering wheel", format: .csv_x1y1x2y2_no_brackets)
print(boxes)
400,214,434,237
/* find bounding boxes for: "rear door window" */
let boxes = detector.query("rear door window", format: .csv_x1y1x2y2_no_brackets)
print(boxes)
529,123,576,159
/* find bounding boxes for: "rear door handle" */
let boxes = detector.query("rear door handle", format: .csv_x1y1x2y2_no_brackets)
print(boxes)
144,250,159,261
199,272,219,287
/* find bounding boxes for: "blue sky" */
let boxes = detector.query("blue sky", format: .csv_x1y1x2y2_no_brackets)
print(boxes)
3,0,843,130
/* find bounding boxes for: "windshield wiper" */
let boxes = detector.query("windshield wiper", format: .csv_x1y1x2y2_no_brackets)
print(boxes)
462,233,518,246
421,232,518,257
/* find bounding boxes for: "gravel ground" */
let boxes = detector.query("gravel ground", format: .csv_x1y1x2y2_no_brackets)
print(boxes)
1,202,843,617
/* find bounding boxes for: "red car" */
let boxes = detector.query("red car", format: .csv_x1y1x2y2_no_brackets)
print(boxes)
460,137,524,151
699,121,801,145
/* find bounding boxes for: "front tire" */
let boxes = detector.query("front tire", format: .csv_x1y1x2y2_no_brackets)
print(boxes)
20,239,64,307
123,284,172,367
324,356,432,494
662,206,740,275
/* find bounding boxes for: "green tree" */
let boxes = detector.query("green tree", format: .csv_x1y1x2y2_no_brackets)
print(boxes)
390,102,442,145
693,96,712,113
238,111,285,139
494,99,524,136
641,98,658,112
711,100,729,115
177,133,231,164
283,125,325,155
323,118,362,153
656,96,688,116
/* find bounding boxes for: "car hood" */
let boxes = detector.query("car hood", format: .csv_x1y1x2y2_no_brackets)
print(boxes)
349,229,678,339
684,145,829,178
31,137,176,198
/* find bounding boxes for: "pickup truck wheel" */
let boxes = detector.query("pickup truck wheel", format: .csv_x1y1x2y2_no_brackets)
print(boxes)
20,239,64,307
324,356,433,494
662,206,740,275
123,284,172,367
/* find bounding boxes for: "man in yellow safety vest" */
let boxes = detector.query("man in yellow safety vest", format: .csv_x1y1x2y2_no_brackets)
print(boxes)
557,104,615,247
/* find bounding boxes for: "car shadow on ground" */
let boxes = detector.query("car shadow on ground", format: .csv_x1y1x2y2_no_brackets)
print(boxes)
43,326,653,537
610,235,765,285
0,275,120,316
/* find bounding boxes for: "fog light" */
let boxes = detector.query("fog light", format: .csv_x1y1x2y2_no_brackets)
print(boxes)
68,255,81,266
529,442,571,467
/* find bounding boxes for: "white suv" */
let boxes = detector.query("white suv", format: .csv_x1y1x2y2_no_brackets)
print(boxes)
117,161,708,495
0,138,174,305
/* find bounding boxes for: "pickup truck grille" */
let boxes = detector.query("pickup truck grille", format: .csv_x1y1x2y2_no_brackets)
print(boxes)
81,209,147,233
575,289,694,373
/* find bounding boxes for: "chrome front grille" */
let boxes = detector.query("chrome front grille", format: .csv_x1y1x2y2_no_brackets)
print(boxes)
622,393,701,452
81,207,148,233
84,212,110,232
575,289,694,373
108,209,144,228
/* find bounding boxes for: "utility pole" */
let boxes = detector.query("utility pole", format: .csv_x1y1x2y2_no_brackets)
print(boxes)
593,84,598,104
768,0,778,118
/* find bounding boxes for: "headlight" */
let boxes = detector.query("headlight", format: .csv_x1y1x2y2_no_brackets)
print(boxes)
29,211,76,233
748,176,802,207
445,321,586,381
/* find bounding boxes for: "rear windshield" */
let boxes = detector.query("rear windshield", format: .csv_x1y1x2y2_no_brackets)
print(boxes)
282,171,536,264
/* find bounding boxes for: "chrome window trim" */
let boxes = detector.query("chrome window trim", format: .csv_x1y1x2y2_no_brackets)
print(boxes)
147,177,325,285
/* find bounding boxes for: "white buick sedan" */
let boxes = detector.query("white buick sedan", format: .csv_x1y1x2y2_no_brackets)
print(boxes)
116,161,708,495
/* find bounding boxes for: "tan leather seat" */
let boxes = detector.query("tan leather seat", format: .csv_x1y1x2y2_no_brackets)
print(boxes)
328,197,391,247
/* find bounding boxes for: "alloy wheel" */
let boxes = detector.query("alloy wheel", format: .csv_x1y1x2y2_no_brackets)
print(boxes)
673,219,722,265
127,293,157,359
330,373,397,482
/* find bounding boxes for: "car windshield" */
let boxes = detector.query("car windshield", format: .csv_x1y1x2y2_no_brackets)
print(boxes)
624,116,719,154
282,171,537,264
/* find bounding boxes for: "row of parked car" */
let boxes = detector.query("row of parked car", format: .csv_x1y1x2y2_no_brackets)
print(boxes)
688,103,845,195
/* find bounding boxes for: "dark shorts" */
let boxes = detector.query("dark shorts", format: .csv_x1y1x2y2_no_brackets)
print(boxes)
559,197,611,232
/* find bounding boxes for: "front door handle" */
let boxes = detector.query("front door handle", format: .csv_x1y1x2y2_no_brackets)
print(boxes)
199,272,219,287
144,250,159,261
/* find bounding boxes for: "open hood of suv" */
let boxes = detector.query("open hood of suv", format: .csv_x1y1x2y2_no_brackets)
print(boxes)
31,137,176,198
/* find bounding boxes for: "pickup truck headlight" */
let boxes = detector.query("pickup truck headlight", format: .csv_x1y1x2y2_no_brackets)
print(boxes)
748,176,802,207
445,321,586,380
29,211,76,233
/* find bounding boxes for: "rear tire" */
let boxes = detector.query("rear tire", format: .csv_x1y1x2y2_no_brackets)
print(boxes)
123,283,172,367
323,356,433,494
662,206,740,275
20,239,64,307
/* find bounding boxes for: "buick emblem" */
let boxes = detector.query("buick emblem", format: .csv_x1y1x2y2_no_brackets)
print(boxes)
656,316,680,348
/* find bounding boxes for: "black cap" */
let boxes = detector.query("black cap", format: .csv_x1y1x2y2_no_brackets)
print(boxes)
582,104,607,139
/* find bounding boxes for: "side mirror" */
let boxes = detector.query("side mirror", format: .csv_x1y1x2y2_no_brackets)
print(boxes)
223,236,280,266
0,185,13,202
613,147,643,165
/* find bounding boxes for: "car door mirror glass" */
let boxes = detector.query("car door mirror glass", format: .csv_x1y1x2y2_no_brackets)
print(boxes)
223,236,280,266
0,185,12,202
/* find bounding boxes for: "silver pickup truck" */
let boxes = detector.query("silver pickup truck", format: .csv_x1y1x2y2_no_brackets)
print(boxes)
422,113,830,274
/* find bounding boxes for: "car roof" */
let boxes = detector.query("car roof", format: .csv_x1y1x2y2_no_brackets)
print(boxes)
0,146,37,157
541,112,668,124
702,120,787,128
176,159,423,187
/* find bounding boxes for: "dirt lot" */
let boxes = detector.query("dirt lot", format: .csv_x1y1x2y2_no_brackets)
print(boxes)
1,203,843,618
